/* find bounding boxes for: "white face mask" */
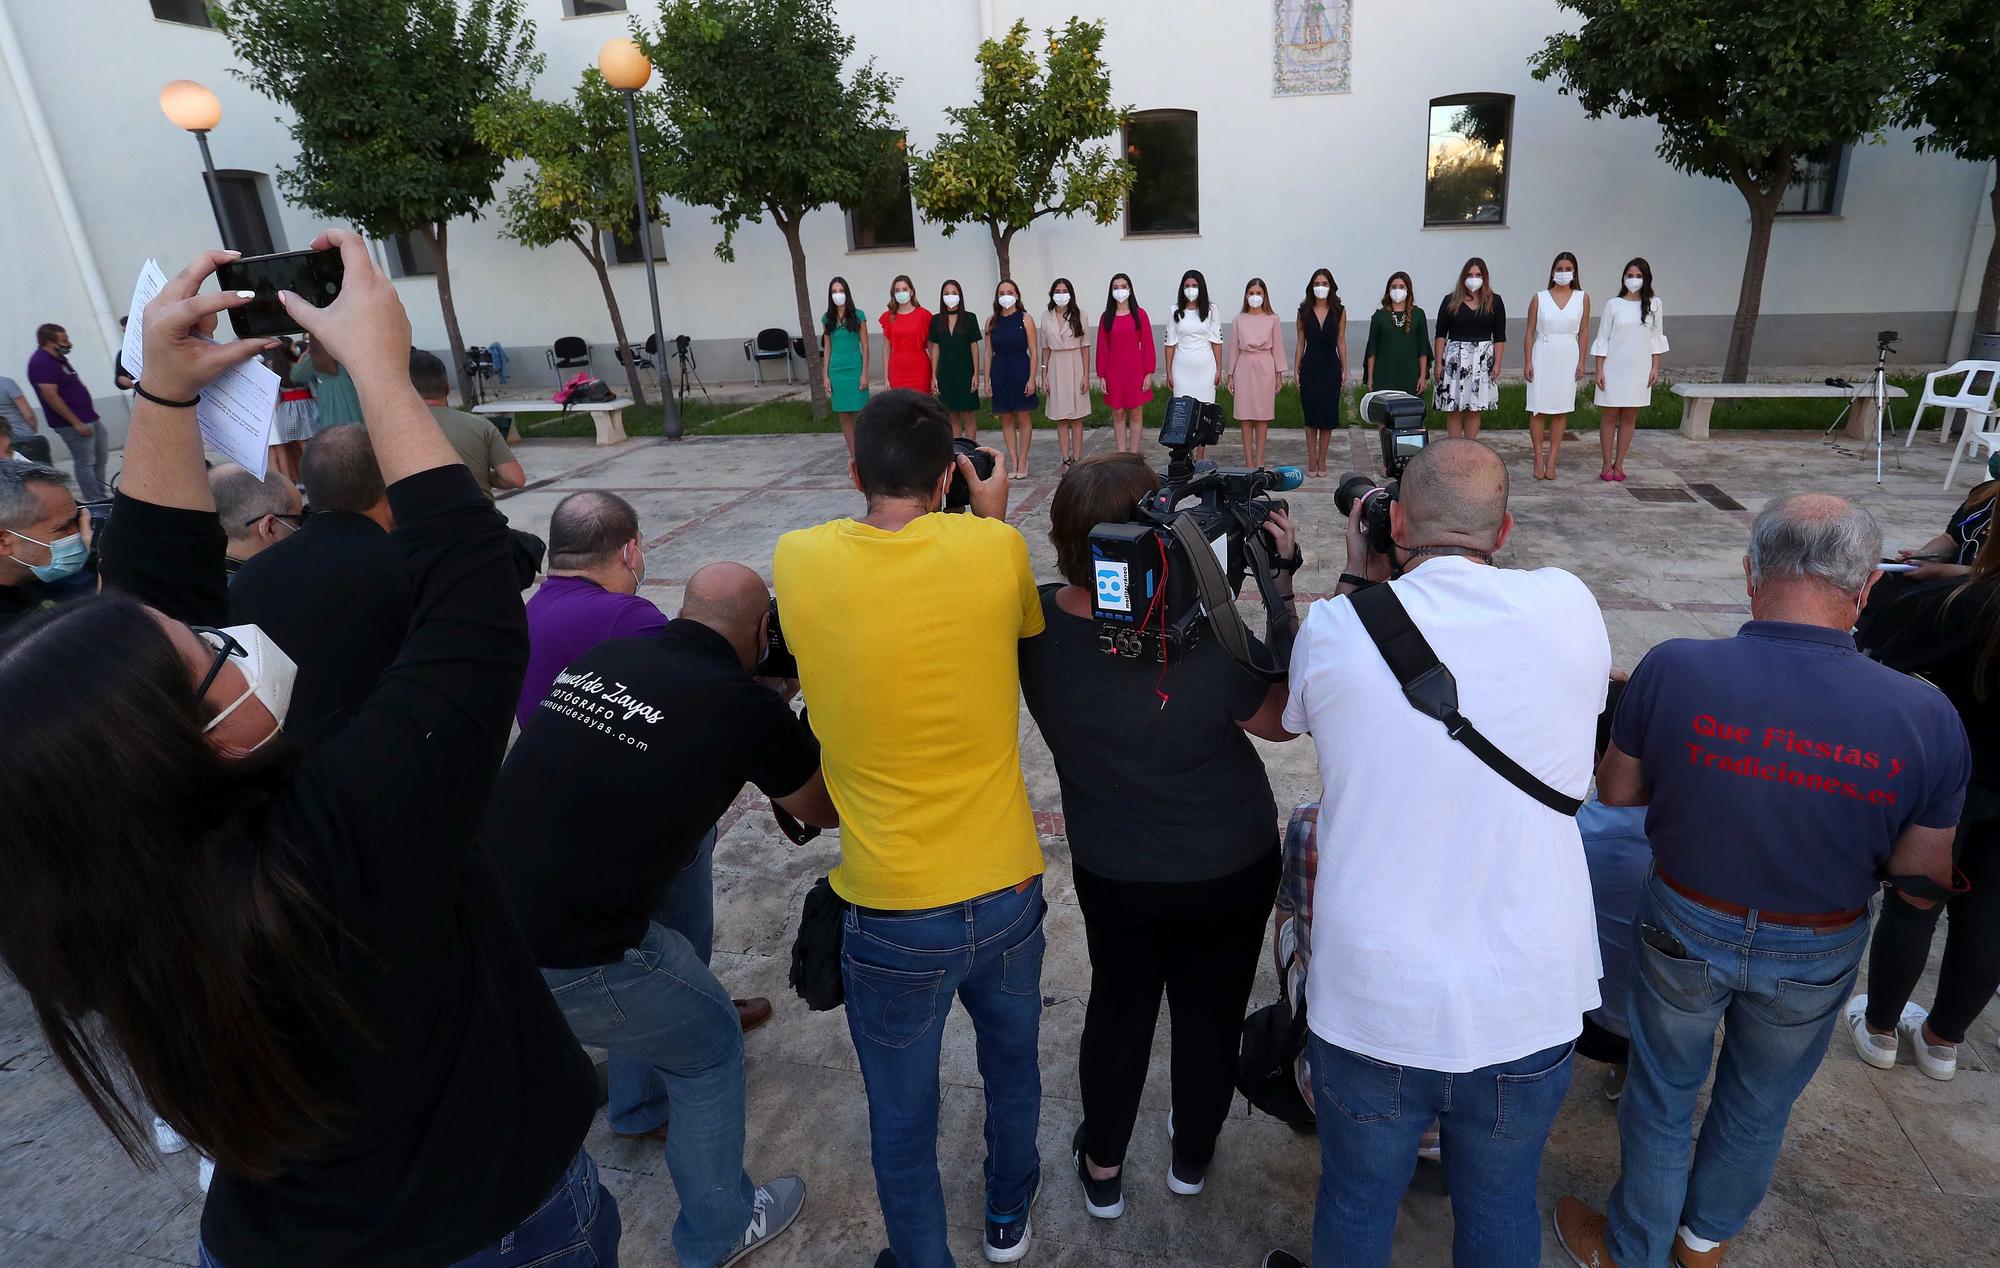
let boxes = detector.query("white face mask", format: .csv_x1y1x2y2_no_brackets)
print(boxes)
625,540,646,587
894,289,912,305
943,293,961,309
202,625,298,752
830,290,846,306
1313,284,1330,300
1463,276,1484,293
1624,275,1645,293
1389,287,1408,304
1052,292,1070,307
998,293,1017,309
1183,286,1201,302
1247,294,1264,309
1111,287,1130,303
1552,270,1574,286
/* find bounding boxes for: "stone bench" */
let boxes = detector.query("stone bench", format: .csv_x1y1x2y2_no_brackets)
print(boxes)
1670,382,1908,441
470,397,633,447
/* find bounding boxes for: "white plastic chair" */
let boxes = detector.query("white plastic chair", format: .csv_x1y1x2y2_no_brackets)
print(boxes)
1942,403,2000,491
1907,359,2000,447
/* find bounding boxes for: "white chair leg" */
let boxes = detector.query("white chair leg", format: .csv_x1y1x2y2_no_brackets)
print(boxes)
1945,427,1972,492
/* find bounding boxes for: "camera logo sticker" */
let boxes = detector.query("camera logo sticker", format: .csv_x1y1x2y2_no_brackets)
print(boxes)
1095,561,1132,613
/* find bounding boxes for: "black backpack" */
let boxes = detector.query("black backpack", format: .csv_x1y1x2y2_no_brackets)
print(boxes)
1237,995,1314,1129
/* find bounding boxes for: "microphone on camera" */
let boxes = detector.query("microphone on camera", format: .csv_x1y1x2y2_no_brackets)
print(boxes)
1269,465,1305,492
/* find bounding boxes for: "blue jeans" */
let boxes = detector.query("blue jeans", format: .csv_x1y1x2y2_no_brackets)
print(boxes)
544,911,753,1268
196,1148,619,1268
1310,1032,1575,1268
843,877,1046,1268
608,826,717,1134
1606,873,1868,1266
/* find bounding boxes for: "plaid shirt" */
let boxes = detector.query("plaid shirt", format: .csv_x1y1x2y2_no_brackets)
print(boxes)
1275,801,1320,1110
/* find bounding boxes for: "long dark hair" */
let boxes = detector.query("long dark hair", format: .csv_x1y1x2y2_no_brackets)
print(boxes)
938,278,968,327
1621,256,1658,324
992,277,1024,326
822,275,860,333
1047,277,1084,337
1379,270,1414,313
0,597,348,1179
1299,267,1341,323
1101,272,1137,331
1178,270,1210,322
1548,251,1580,291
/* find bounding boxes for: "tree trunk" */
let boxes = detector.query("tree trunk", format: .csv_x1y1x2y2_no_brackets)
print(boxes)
776,210,828,419
575,234,649,409
420,222,473,405
990,220,1014,280
1724,181,1786,383
1978,167,2000,333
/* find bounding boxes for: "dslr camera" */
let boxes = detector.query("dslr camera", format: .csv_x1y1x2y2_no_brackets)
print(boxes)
1336,391,1432,557
1087,396,1301,679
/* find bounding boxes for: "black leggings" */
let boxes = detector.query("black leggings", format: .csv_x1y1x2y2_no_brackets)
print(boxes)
1073,849,1279,1170
1865,813,2000,1044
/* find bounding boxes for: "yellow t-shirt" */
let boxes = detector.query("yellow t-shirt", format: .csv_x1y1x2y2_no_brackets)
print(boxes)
773,512,1047,909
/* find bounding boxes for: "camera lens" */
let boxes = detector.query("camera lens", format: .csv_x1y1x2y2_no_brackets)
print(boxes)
1334,473,1377,517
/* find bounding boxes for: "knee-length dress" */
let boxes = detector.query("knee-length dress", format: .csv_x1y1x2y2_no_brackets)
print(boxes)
929,311,981,411
880,305,934,392
1591,296,1669,409
1040,312,1091,421
1297,304,1344,429
825,310,870,413
1096,308,1156,410
271,386,318,443
988,310,1038,412
1166,306,1224,405
1227,310,1285,421
1434,295,1507,413
1525,289,1586,416
1363,307,1430,397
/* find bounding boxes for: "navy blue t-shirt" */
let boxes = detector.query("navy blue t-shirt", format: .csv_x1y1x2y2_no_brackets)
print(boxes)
1612,621,1970,912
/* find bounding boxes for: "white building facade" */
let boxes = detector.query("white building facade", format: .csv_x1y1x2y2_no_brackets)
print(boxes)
3,0,1994,425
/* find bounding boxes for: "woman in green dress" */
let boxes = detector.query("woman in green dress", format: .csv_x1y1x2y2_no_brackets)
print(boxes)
1363,270,1432,401
929,278,983,441
821,274,870,458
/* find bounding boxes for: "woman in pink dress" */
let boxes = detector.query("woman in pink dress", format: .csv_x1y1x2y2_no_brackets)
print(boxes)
879,273,934,392
1094,272,1155,453
1226,277,1286,469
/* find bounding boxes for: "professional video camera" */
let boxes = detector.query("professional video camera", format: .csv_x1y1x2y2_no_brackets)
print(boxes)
1087,396,1303,679
1335,390,1432,556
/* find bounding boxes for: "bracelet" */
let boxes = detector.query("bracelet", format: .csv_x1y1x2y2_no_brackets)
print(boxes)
133,382,200,409
1338,572,1377,591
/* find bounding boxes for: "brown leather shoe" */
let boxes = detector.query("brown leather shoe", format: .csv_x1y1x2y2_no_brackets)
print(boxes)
614,1124,667,1143
1673,1233,1725,1268
734,996,773,1033
1554,1196,1619,1268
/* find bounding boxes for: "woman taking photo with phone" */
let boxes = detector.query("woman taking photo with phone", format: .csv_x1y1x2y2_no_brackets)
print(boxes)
1590,257,1667,482
0,235,615,1268
821,275,870,457
1523,252,1590,481
1295,267,1347,477
879,273,933,393
986,277,1040,478
1041,278,1092,471
1227,277,1285,470
1432,257,1506,439
929,278,982,441
1096,273,1154,453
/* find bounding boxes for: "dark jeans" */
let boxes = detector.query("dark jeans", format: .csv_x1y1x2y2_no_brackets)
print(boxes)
1577,1014,1630,1066
1072,848,1279,1169
1864,809,2000,1044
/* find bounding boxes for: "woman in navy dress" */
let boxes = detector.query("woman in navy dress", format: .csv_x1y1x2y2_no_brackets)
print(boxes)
985,278,1040,479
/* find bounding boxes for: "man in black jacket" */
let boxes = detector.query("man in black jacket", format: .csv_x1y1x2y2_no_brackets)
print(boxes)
229,425,410,748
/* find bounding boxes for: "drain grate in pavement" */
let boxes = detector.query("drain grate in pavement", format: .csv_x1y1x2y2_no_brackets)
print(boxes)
1687,482,1745,511
1625,486,1699,504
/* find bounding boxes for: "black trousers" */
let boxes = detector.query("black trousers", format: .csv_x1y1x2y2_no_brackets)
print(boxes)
1074,847,1279,1169
1865,809,2000,1044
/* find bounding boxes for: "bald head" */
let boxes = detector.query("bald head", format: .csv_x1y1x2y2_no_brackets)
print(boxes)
1397,437,1509,548
681,562,772,668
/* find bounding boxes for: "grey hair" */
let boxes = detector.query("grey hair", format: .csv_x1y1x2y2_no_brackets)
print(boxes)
1748,494,1882,593
0,462,72,530
209,465,296,541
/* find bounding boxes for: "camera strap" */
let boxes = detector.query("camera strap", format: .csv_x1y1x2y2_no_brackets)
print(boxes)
1349,583,1584,817
1167,511,1289,683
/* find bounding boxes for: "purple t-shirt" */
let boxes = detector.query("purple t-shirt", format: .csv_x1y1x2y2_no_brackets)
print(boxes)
26,348,98,427
517,575,669,727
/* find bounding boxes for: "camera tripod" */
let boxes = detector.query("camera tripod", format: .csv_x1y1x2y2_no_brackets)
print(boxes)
1824,330,1903,484
672,335,709,408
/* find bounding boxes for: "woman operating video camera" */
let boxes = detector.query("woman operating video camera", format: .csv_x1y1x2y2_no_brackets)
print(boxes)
1019,452,1297,1222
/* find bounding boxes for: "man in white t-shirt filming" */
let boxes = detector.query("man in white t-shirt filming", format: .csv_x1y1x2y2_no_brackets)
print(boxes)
1262,438,1610,1268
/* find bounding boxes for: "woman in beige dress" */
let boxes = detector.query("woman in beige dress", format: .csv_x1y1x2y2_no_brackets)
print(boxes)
1226,277,1286,469
1040,277,1093,470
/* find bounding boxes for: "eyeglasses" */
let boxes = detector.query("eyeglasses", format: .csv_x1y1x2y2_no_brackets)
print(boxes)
189,625,247,701
243,512,304,531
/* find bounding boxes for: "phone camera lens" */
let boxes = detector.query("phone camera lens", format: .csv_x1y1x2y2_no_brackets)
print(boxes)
324,281,340,295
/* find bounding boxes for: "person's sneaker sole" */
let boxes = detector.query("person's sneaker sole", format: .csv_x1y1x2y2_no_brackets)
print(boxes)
1165,1111,1205,1195
1898,1011,1958,1082
1844,996,1899,1070
983,1175,1040,1264
717,1176,805,1267
1071,1125,1124,1219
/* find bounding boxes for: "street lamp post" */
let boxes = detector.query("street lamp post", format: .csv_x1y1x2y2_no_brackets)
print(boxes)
159,80,234,251
599,38,681,440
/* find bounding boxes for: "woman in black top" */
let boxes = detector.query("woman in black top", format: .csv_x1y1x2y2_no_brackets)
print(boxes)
1432,256,1507,439
1019,453,1298,1221
1294,267,1347,477
0,237,610,1268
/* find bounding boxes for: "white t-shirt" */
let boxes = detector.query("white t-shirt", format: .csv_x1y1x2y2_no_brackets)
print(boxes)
1282,556,1611,1072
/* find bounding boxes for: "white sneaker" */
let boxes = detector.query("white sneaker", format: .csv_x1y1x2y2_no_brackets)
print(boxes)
1896,1007,1957,1081
152,1116,189,1156
1844,996,1900,1069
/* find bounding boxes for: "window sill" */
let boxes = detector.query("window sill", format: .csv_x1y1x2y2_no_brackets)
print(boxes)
1421,221,1509,230
559,10,630,19
1123,229,1202,240
1773,213,1845,223
153,19,219,31
846,244,919,255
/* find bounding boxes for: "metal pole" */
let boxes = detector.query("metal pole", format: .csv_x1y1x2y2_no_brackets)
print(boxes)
193,130,234,251
624,89,680,439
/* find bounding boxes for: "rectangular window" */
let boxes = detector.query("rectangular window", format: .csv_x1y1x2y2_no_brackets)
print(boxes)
563,0,627,16
214,172,279,257
844,131,916,251
387,231,438,278
603,218,666,266
1779,145,1846,216
1124,110,1199,236
1424,95,1512,226
150,0,214,27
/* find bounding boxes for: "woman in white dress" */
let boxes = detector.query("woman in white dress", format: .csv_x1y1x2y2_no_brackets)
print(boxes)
1164,269,1223,405
1591,256,1668,482
1523,252,1590,481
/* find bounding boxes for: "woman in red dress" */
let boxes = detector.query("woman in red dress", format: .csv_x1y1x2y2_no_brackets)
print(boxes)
1094,272,1155,453
879,273,934,393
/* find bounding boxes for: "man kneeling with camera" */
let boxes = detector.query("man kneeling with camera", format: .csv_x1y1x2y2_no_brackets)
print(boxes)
1264,437,1611,1268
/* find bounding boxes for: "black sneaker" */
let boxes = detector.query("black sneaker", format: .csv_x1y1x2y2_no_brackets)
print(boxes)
1070,1124,1124,1219
982,1171,1040,1263
1166,1111,1205,1196
1263,1253,1307,1268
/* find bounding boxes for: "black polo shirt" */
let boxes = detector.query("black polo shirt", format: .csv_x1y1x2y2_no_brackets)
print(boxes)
486,619,821,968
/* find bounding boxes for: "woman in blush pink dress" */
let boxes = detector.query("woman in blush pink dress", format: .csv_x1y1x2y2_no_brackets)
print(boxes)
1095,272,1155,453
1226,277,1286,469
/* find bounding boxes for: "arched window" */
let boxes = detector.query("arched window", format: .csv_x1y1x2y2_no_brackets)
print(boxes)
1424,94,1512,226
1124,110,1199,236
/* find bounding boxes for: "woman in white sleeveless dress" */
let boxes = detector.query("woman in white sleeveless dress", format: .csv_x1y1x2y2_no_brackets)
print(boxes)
1164,269,1223,405
1591,256,1669,482
1523,252,1590,481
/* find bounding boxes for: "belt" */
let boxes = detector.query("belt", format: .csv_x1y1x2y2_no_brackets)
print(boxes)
1655,867,1867,930
854,876,1039,921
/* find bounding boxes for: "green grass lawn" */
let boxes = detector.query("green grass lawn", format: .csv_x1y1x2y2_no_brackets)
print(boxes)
504,375,1927,440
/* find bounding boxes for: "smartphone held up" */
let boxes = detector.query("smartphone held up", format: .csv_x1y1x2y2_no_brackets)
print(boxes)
216,248,344,339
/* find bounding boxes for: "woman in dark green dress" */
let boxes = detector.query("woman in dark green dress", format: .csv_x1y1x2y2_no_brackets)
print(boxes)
929,278,983,440
1363,269,1432,398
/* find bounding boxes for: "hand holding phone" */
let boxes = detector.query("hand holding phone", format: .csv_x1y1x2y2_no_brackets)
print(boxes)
216,249,345,339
